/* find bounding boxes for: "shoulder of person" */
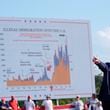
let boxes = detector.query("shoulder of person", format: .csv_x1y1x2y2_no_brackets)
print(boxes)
96,98,99,101
106,62,110,67
79,100,84,104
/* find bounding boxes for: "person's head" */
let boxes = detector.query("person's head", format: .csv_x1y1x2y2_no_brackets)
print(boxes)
76,95,80,100
11,96,15,101
92,93,96,99
27,95,32,101
46,96,51,100
1,97,6,103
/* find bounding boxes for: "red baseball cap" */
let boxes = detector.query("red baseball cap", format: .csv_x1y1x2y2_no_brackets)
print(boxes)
1,97,6,101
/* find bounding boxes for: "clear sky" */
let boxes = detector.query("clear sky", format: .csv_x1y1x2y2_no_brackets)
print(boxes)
0,0,110,73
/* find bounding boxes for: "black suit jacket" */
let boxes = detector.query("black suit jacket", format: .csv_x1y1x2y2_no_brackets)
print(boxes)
97,62,110,102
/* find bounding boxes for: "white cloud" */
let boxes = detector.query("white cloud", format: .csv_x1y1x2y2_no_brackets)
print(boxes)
93,27,110,62
97,27,110,39
95,27,110,47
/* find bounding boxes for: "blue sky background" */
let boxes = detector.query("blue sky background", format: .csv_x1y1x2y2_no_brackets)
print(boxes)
0,0,110,74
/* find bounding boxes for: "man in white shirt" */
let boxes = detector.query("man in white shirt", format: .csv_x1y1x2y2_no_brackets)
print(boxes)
74,95,84,110
42,96,53,110
24,95,35,110
88,93,99,110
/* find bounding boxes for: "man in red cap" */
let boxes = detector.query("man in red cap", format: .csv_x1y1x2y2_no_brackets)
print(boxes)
0,97,11,110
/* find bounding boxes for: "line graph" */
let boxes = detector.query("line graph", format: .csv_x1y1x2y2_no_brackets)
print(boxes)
7,44,70,86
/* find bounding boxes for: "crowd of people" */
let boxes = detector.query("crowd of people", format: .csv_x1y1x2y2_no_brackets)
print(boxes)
70,94,103,110
0,95,53,110
0,94,103,110
0,96,19,110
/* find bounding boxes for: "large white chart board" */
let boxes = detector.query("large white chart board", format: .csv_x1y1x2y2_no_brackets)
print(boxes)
0,17,95,100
